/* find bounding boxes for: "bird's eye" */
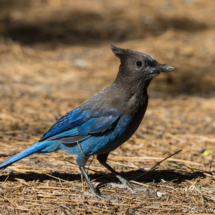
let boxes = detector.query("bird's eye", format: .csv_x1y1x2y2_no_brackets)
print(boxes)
136,61,142,67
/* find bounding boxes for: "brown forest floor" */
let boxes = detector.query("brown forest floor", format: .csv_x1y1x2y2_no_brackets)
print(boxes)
0,0,215,214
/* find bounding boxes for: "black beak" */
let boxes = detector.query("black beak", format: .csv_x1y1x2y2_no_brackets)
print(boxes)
150,64,174,74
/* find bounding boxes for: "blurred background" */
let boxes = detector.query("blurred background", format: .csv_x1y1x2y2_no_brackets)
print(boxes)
0,0,215,212
1,0,215,97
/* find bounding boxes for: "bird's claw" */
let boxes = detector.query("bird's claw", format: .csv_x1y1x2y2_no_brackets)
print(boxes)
107,175,150,193
108,182,149,193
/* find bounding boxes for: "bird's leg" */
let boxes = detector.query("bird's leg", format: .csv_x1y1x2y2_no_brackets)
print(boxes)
79,166,100,196
77,156,113,201
97,153,149,193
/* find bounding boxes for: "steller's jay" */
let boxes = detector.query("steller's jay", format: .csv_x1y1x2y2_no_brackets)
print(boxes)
0,45,174,199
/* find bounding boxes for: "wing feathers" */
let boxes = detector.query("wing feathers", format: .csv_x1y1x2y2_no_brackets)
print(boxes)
40,108,119,142
88,116,119,134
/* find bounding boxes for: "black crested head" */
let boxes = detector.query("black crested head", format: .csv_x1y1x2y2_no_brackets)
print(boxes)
110,44,174,86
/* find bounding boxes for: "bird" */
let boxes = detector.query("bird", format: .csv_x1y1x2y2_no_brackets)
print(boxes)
0,45,174,199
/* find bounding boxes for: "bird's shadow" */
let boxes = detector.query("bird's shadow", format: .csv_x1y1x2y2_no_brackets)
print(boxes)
0,169,205,185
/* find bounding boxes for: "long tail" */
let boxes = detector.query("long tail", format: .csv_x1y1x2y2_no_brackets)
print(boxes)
0,140,60,169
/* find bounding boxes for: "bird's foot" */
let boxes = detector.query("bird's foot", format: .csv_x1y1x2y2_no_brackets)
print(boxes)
81,191,119,202
108,175,150,193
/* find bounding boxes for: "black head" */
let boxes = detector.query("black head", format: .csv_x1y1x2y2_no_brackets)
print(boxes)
111,44,174,84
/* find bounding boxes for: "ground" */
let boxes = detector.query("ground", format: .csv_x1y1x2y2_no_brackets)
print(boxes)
0,0,215,214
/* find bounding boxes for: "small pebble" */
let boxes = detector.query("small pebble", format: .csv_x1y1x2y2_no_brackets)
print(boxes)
156,192,166,197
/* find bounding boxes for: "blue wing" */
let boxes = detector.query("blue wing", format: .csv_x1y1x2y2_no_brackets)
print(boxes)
39,107,119,142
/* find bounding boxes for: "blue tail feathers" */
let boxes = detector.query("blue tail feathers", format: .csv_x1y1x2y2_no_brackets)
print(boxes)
0,140,60,169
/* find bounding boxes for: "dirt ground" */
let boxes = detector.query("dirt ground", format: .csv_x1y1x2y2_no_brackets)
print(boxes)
0,0,215,214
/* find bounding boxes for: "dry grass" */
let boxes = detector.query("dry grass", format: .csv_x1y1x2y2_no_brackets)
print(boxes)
0,0,215,214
